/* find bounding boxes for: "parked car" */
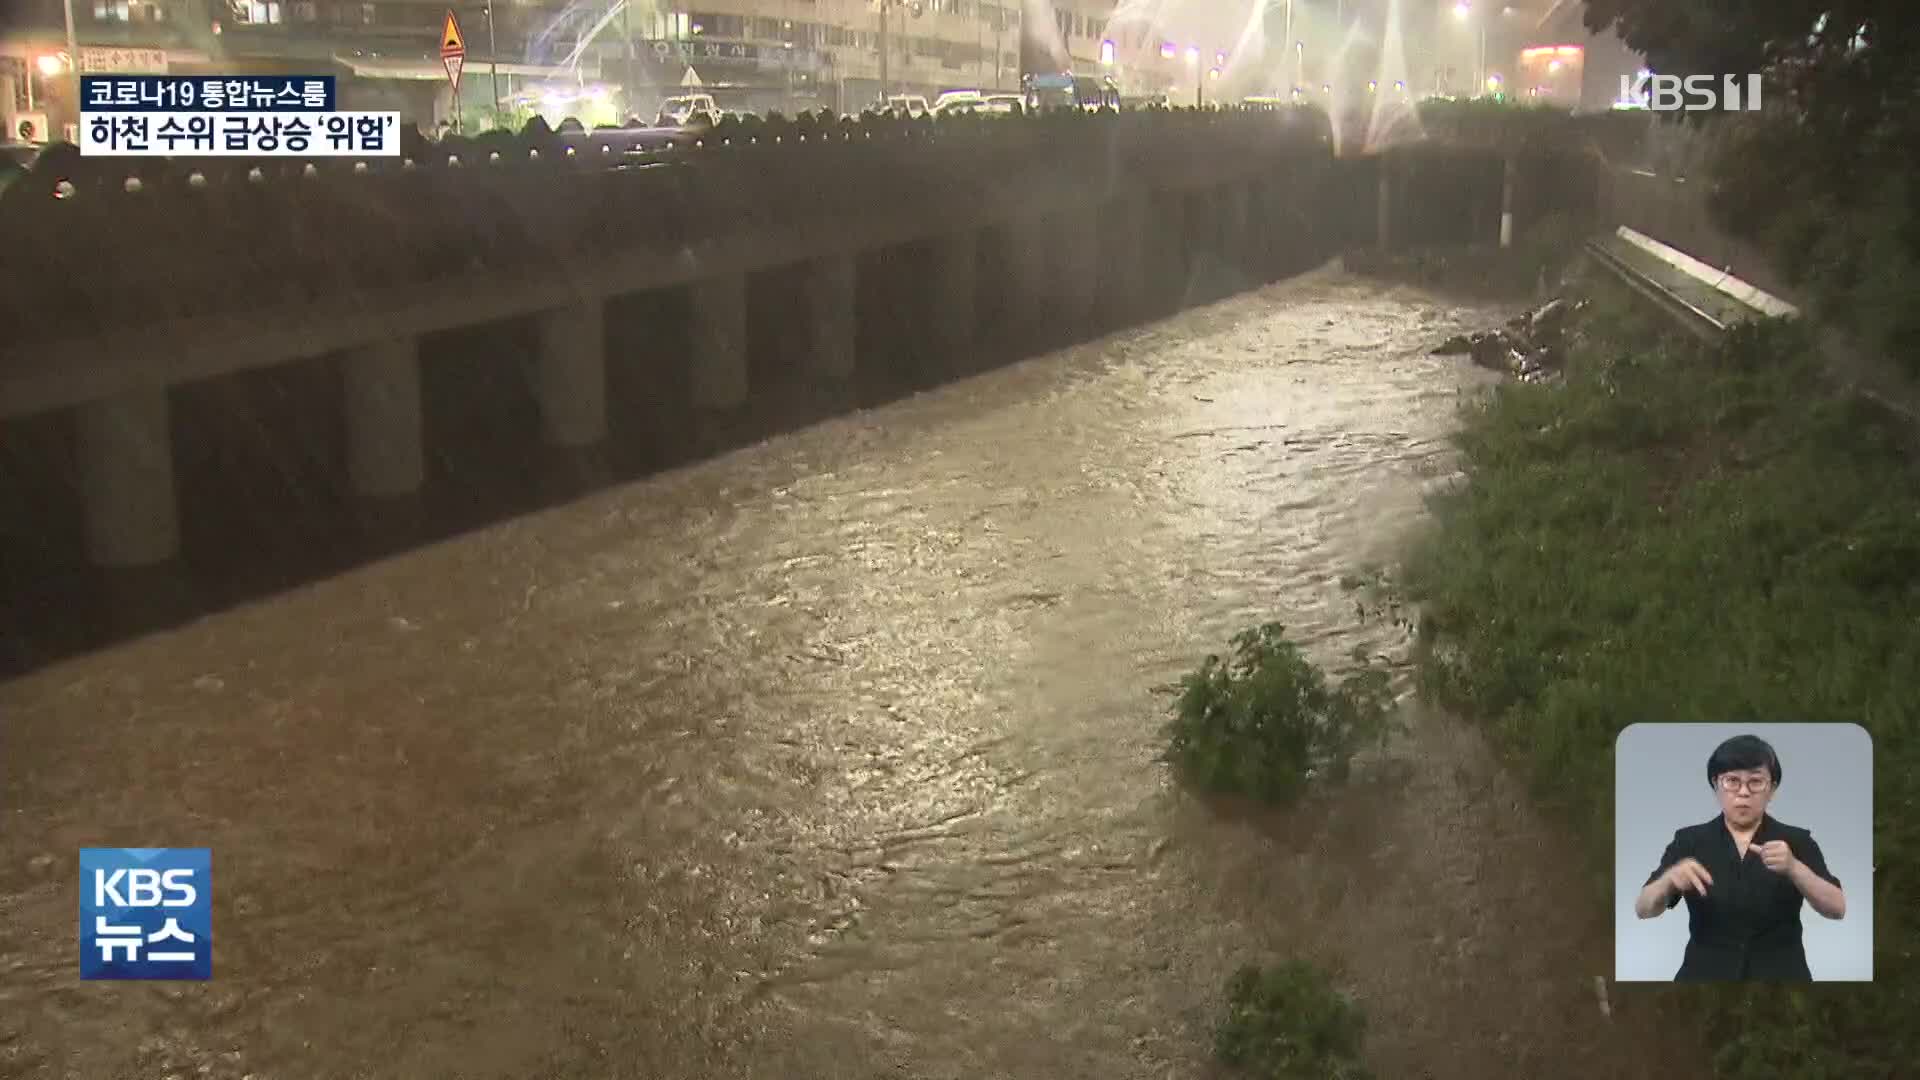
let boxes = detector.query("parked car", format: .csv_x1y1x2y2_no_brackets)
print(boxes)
656,94,722,128
937,98,1022,118
930,90,986,116
884,94,932,118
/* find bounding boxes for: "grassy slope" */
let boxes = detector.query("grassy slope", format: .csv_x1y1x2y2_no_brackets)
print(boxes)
1399,283,1920,1077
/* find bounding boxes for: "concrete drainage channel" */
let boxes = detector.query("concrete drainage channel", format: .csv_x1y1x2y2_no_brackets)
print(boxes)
1583,225,1800,340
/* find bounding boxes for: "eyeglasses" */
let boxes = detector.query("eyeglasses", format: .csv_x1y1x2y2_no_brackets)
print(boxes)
1717,775,1773,794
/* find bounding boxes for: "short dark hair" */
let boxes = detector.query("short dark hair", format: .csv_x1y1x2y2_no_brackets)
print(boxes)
1707,734,1782,788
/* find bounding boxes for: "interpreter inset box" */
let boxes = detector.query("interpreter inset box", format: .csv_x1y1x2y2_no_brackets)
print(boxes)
1614,723,1872,982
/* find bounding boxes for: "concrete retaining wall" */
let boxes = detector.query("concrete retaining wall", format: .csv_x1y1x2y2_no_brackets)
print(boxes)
0,108,1607,589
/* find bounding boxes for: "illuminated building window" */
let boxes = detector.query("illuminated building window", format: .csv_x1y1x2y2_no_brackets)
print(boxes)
110,0,168,20
653,11,692,40
230,0,280,22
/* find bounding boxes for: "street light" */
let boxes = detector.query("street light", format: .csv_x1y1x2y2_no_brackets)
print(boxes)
485,1,500,124
1185,46,1201,107
1283,0,1294,97
1453,2,1486,94
1455,2,1515,98
36,54,64,78
61,0,78,135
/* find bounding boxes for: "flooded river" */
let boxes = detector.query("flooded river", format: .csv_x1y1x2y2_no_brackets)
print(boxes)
0,269,1703,1079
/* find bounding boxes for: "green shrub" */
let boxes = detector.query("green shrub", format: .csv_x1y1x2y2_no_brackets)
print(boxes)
1707,113,1920,381
1215,961,1374,1079
1415,98,1586,152
1402,278,1920,1077
1165,623,1395,804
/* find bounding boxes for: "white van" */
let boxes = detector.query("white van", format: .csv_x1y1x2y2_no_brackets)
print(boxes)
930,90,985,116
884,94,932,118
656,93,721,127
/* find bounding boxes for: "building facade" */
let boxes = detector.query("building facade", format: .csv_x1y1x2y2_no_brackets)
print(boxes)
2,0,1194,136
0,0,1642,140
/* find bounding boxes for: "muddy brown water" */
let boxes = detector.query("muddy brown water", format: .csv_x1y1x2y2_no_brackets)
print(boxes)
0,268,1705,1079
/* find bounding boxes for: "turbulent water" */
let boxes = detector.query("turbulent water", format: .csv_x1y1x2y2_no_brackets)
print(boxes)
0,269,1702,1079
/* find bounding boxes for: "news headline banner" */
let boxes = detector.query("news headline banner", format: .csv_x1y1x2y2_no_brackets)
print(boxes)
83,113,400,157
83,75,335,112
80,75,400,157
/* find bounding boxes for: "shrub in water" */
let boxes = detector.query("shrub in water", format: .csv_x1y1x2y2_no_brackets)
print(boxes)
1165,622,1395,803
1215,961,1374,1079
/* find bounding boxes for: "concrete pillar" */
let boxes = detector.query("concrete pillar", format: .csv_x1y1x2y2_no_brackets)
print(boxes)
1004,217,1050,331
76,386,178,568
1261,178,1291,273
1241,178,1268,276
533,298,606,448
1153,189,1188,307
1500,153,1517,248
802,252,857,380
1104,192,1147,317
927,229,977,369
1186,188,1214,266
689,272,748,409
342,337,423,498
1376,156,1393,251
1220,181,1250,271
1051,206,1099,327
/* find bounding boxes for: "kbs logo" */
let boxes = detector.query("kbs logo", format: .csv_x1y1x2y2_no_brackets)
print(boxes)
1619,72,1764,112
79,848,211,980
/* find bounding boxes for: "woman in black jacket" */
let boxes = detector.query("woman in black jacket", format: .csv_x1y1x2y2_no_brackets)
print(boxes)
1633,734,1848,980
